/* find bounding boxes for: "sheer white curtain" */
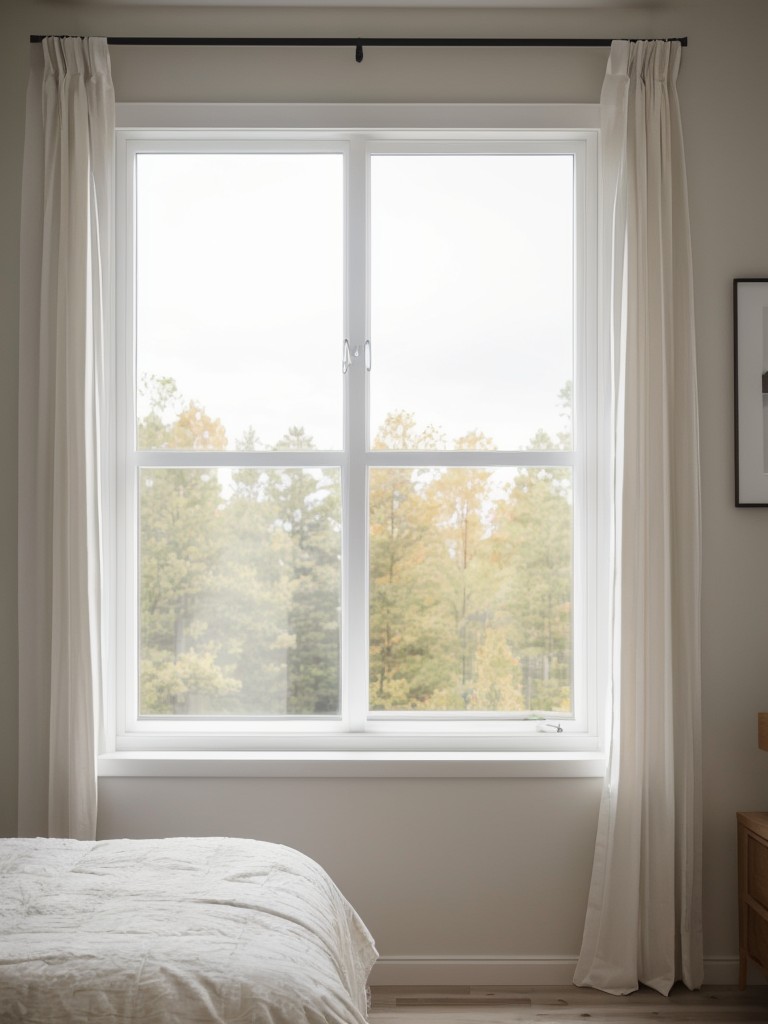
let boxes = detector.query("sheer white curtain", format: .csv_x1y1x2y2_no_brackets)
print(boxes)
574,40,702,996
18,38,114,840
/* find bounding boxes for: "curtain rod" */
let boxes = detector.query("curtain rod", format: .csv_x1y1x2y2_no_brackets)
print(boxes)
29,35,688,64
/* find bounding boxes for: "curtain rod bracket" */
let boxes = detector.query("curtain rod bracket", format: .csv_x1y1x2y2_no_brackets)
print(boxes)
355,41,363,63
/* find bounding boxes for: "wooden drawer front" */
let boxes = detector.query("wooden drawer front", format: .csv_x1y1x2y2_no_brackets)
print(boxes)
748,906,768,972
748,833,768,911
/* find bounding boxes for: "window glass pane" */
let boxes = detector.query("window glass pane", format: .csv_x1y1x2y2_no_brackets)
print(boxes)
370,154,574,452
136,153,344,452
139,467,341,716
369,465,573,714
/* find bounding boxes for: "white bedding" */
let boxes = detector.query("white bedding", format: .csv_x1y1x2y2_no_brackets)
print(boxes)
0,836,377,1024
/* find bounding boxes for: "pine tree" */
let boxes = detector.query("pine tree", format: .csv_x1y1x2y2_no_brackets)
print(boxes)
265,427,341,714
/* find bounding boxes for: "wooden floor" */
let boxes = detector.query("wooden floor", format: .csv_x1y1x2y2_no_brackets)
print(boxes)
368,985,768,1022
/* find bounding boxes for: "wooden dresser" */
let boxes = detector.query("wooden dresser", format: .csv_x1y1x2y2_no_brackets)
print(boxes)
737,811,768,987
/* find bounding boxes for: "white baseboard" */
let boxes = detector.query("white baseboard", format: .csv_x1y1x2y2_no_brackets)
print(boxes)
369,957,579,987
703,956,767,986
369,955,759,988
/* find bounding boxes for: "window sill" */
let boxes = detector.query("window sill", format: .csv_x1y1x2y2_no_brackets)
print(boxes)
98,750,606,779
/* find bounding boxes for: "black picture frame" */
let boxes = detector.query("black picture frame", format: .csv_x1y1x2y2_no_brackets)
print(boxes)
734,278,768,506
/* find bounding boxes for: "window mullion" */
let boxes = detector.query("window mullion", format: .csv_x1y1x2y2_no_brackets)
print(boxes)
343,138,369,733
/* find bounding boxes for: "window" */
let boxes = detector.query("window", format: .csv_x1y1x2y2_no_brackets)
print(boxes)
112,106,605,754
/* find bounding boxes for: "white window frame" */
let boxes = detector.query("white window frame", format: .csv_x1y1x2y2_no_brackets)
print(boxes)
106,103,607,766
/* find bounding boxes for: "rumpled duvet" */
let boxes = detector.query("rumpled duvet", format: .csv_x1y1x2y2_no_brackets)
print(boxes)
0,836,377,1023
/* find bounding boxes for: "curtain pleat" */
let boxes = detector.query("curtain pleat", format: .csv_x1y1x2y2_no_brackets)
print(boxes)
574,40,702,996
18,38,114,840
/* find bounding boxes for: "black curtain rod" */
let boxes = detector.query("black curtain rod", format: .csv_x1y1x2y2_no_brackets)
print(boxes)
29,35,688,65
29,35,688,46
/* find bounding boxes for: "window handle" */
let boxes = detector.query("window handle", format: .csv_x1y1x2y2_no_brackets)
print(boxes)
342,339,371,373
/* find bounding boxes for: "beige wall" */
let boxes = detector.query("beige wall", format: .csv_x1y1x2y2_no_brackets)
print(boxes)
3,0,768,981
97,775,603,968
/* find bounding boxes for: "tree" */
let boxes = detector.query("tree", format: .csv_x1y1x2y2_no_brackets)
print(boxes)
136,371,574,718
423,430,498,706
138,378,241,714
203,438,295,715
490,426,573,712
264,427,341,714
466,626,524,711
368,393,574,715
368,412,448,709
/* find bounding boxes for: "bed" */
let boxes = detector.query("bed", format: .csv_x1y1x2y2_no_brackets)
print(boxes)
0,835,377,1023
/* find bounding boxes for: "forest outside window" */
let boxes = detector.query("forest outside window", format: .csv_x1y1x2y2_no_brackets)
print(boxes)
113,120,604,753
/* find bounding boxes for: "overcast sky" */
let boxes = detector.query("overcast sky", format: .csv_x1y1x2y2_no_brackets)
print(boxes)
136,149,574,452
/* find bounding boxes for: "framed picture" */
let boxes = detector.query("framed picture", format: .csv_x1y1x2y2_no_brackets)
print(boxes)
734,278,768,506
